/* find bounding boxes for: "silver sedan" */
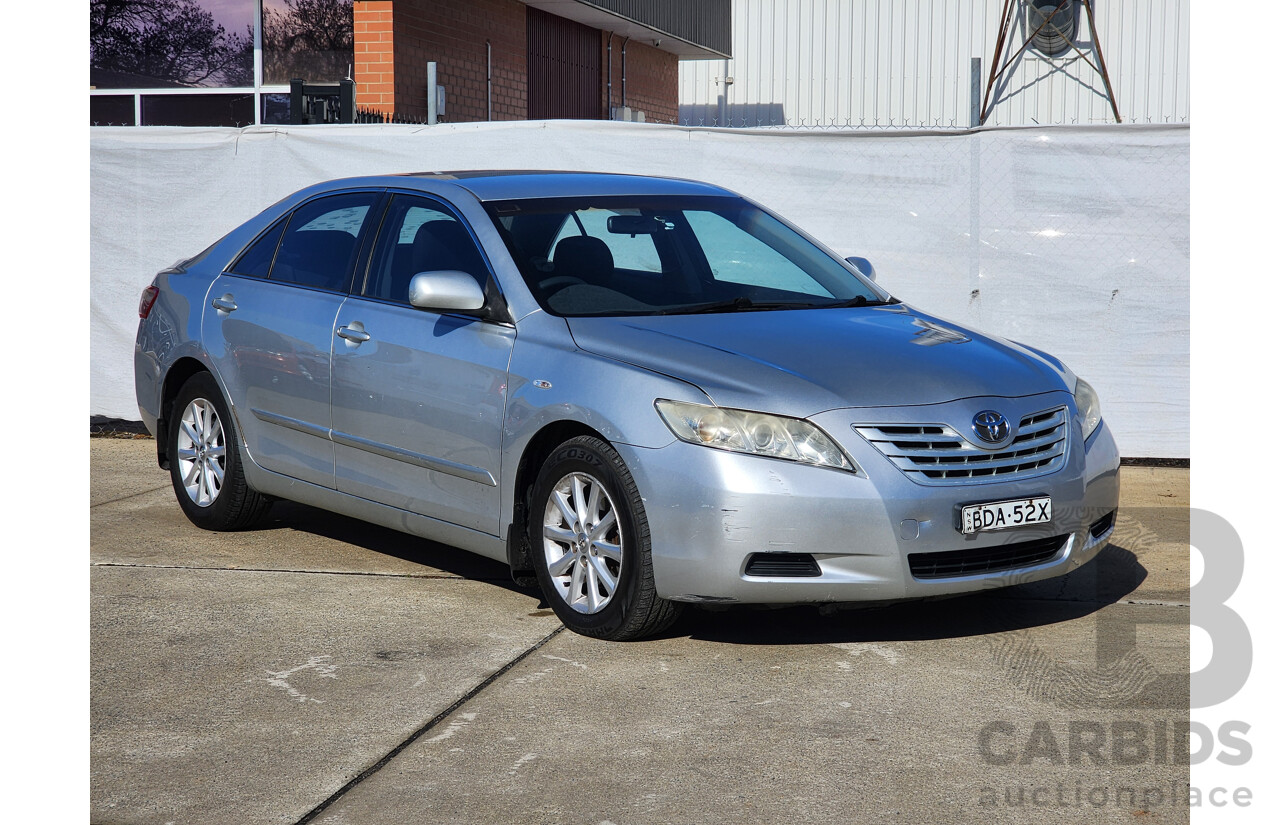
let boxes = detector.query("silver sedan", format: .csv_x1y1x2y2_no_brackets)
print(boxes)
134,171,1120,640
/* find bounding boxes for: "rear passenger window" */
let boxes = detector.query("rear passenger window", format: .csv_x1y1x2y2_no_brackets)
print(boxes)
269,193,379,291
229,218,286,278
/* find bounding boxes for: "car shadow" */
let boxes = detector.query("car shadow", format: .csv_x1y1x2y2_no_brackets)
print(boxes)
250,500,1148,646
259,500,537,599
669,540,1148,645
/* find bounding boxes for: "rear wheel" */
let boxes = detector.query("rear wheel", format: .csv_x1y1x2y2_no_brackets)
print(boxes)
168,372,271,530
529,436,681,640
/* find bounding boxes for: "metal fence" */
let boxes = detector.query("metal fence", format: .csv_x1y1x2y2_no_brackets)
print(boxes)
354,108,435,125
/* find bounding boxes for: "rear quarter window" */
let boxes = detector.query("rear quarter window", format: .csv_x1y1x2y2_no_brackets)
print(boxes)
228,219,286,278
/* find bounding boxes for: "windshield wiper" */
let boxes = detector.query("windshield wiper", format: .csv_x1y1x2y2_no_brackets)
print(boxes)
656,297,812,315
825,295,899,308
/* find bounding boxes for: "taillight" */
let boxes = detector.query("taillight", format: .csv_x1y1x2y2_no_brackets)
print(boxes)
138,285,160,319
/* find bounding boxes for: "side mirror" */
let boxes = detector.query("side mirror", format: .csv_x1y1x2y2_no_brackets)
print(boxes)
845,256,876,283
408,270,486,312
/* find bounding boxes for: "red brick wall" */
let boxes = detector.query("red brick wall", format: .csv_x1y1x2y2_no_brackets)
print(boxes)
600,35,679,125
353,2,395,115
355,0,527,121
354,1,679,124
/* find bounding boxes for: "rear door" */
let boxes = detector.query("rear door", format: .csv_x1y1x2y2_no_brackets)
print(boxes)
330,193,514,534
203,190,382,487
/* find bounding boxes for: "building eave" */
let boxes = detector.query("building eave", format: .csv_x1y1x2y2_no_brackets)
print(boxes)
517,0,731,59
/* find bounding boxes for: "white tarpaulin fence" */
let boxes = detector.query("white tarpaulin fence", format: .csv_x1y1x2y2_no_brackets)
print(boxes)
91,120,1188,456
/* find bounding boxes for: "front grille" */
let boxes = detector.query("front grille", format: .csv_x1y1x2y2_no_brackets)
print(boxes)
908,534,1067,580
856,406,1068,486
744,552,822,577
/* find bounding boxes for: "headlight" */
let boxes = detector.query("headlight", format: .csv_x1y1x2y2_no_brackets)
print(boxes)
654,399,857,472
1075,378,1103,441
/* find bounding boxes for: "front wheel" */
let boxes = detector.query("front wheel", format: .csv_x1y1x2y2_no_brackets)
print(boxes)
168,372,271,531
529,436,681,641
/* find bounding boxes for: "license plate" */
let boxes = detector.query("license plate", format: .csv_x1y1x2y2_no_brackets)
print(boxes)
960,496,1052,534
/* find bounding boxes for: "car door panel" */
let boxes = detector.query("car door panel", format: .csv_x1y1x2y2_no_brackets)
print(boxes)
200,190,383,488
331,301,513,534
331,193,514,535
202,276,343,487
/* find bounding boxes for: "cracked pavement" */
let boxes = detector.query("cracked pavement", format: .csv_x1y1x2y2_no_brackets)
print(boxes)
91,439,1189,824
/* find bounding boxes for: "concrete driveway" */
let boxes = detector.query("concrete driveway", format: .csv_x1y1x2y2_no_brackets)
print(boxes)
91,438,1189,824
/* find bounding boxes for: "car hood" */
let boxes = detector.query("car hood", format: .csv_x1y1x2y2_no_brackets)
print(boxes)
566,305,1072,417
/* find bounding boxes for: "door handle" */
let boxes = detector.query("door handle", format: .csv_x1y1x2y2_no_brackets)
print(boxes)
337,324,371,343
211,295,237,312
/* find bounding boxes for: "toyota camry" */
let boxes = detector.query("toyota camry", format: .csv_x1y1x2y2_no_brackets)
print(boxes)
134,171,1120,640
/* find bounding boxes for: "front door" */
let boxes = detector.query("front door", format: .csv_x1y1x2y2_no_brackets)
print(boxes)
330,194,514,534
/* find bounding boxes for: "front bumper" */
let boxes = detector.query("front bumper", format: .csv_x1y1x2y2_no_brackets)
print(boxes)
617,396,1120,604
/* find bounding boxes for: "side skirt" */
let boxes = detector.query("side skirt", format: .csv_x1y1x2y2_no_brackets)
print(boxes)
241,452,509,564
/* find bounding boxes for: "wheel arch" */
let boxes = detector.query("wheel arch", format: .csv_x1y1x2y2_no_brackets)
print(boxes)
155,357,216,469
505,419,611,583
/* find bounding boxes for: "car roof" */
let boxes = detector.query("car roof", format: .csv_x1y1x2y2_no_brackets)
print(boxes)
388,170,736,202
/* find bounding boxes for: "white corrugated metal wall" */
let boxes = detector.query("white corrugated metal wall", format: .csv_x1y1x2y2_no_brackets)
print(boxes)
679,0,1189,128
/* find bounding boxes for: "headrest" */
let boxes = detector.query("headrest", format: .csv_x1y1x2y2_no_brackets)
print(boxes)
553,235,614,285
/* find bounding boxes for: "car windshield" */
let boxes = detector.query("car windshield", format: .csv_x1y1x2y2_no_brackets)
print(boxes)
484,195,892,317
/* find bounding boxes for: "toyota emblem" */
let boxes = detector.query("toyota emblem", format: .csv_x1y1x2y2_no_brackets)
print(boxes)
972,410,1010,444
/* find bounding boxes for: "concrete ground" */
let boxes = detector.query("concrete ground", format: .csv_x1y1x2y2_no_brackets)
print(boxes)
91,439,1189,824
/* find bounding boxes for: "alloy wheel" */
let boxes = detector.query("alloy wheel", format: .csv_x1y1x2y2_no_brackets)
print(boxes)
541,471,624,614
175,398,227,507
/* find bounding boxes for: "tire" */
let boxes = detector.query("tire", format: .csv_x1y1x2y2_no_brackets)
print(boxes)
529,436,681,641
168,372,272,531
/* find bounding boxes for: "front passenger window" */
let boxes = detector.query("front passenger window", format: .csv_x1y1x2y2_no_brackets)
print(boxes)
269,193,379,291
364,195,490,303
